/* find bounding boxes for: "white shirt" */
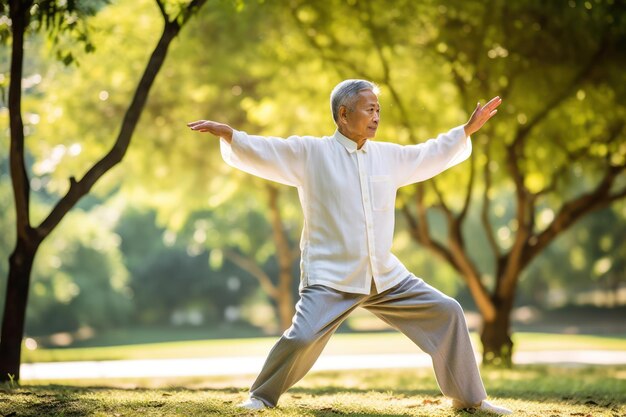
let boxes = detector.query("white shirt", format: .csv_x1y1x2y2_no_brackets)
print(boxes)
220,126,471,294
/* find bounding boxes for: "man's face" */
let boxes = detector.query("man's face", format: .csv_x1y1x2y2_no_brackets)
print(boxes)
340,89,380,142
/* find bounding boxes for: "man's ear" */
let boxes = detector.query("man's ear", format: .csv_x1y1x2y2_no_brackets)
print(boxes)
338,105,348,124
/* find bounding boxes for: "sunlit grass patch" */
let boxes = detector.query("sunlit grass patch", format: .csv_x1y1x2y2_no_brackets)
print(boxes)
2,365,624,416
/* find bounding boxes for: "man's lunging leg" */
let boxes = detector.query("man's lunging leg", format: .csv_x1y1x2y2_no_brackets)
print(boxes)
246,285,363,408
364,276,488,406
364,275,511,414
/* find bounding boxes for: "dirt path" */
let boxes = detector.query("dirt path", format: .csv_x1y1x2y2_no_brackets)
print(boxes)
20,350,626,381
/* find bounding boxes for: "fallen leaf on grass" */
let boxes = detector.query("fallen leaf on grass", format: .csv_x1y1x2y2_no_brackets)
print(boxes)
423,399,439,404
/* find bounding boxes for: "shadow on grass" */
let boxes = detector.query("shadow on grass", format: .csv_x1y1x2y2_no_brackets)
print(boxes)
1,365,624,416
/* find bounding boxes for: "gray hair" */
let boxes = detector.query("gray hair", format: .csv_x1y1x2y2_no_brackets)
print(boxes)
330,79,380,123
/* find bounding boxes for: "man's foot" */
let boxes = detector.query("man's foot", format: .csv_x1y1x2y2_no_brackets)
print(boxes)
454,399,512,415
476,400,512,415
237,397,267,410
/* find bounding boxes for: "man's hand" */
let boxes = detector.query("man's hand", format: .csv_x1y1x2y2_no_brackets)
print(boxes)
187,120,234,142
463,96,502,137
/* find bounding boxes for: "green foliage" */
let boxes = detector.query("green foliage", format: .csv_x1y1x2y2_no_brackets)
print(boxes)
115,206,259,326
0,0,110,66
26,207,133,335
6,0,625,338
520,205,626,307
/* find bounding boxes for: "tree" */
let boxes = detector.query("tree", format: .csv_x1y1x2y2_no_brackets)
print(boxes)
410,0,626,365
1,0,208,382
281,0,626,365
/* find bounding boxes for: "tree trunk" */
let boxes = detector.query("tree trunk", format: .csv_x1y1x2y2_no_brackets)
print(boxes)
1,0,36,384
0,239,38,382
480,296,514,368
267,184,295,331
277,275,294,331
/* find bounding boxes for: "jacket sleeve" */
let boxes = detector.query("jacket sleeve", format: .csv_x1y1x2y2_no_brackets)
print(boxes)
220,129,305,187
394,125,472,187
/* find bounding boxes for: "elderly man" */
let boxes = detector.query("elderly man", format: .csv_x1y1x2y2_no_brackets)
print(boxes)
188,79,510,415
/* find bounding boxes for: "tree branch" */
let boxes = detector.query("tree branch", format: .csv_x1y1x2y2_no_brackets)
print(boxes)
500,122,626,297
523,163,626,269
174,0,207,26
501,139,531,287
447,216,495,320
512,40,607,151
502,37,608,245
609,186,626,201
155,0,170,22
497,221,531,299
291,246,301,261
429,178,454,222
36,0,208,239
358,1,417,136
267,183,294,276
481,140,501,259
401,185,456,266
223,249,279,300
458,149,476,222
498,148,534,298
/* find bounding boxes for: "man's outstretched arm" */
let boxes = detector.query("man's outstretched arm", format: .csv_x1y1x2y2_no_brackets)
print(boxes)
393,96,503,187
186,119,305,187
187,120,234,143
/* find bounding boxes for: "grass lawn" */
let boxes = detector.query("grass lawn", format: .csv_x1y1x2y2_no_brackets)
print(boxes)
21,331,626,363
1,365,624,416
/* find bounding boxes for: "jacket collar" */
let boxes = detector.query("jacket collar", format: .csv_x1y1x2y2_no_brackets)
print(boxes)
333,130,368,153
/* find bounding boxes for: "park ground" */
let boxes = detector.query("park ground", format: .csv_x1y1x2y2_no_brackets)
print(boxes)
1,365,624,416
2,331,625,416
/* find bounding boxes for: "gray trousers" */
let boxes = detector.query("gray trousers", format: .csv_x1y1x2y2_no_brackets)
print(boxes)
250,275,487,407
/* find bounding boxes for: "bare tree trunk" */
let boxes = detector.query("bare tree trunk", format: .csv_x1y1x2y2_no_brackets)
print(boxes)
0,239,38,381
1,0,36,384
480,294,514,367
276,273,295,331
267,184,295,331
